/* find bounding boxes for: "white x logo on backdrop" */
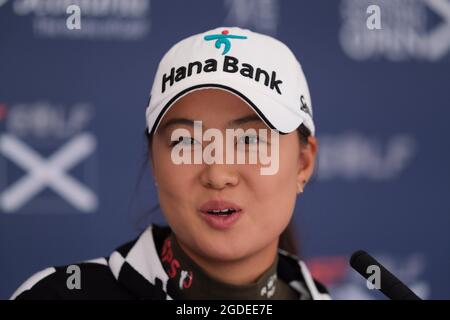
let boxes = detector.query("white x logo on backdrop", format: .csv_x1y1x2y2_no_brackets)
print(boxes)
0,133,98,213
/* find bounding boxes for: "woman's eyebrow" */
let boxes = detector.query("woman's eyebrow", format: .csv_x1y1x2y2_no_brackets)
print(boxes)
159,118,196,132
159,114,262,132
229,115,262,126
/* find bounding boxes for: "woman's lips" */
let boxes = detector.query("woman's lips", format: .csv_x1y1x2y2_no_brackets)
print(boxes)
199,200,243,230
199,200,242,213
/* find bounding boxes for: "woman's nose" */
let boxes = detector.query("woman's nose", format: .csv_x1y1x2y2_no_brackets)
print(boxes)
199,163,239,190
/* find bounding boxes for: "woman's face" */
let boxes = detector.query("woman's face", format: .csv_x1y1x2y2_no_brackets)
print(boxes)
151,89,317,262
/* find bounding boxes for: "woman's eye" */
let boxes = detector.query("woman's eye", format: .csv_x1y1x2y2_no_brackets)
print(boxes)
171,136,199,147
238,135,259,145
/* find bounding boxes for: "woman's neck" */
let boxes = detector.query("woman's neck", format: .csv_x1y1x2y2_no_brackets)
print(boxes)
175,237,279,286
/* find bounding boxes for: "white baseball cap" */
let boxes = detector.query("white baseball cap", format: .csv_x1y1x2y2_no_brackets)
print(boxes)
146,26,315,136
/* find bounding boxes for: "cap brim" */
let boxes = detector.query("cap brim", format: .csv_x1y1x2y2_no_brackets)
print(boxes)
148,83,309,136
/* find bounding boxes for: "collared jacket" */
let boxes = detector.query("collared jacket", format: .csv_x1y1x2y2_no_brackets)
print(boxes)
11,225,331,300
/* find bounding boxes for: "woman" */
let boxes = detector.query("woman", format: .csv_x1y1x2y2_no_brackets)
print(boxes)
11,27,330,300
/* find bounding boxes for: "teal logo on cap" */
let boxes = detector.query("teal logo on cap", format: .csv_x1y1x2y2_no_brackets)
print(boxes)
204,29,247,55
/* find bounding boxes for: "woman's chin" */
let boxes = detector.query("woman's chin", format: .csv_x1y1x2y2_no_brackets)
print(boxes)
200,246,248,262
194,236,256,262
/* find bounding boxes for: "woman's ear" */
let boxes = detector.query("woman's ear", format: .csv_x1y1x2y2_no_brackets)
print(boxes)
297,136,318,194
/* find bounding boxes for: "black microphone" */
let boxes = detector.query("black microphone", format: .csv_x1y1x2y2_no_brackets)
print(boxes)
350,250,421,300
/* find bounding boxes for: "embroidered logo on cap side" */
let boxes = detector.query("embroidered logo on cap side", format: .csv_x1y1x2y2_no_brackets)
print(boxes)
300,95,312,117
204,29,247,55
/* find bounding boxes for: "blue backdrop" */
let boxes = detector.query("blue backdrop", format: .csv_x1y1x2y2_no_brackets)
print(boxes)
1,0,449,299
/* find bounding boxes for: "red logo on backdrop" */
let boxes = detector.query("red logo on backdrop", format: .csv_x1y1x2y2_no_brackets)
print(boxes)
0,103,7,121
306,256,349,287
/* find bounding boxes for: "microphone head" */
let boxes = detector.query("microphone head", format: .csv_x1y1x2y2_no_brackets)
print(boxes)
349,250,371,274
349,249,421,300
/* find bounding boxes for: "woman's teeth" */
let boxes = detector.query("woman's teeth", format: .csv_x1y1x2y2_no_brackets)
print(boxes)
207,208,237,215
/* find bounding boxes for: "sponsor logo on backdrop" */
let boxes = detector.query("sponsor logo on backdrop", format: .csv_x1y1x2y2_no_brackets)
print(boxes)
317,133,416,181
1,0,151,40
0,101,98,214
224,0,279,35
340,0,450,61
307,253,430,299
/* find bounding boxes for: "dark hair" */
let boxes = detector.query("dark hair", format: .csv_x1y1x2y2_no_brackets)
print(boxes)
280,123,311,256
144,123,312,257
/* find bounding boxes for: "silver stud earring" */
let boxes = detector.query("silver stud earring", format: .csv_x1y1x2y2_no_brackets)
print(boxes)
297,180,307,194
297,183,303,194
